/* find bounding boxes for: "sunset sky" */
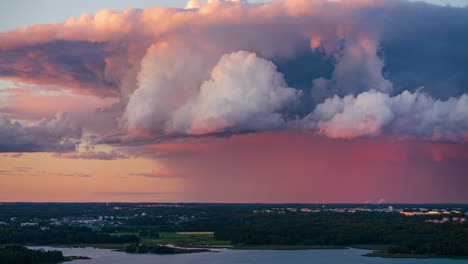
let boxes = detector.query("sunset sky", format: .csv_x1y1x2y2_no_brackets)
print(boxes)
0,0,467,203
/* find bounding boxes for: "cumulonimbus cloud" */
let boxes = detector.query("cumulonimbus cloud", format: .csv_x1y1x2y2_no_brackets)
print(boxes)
180,51,301,134
124,50,301,135
0,0,467,151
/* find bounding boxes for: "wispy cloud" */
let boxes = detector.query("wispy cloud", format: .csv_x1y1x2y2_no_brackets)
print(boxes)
53,150,129,160
2,153,23,158
61,173,93,178
96,192,177,196
15,166,32,172
129,168,175,179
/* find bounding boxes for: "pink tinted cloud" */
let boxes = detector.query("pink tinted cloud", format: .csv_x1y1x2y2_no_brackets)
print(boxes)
430,144,468,162
0,85,118,120
0,0,391,98
2,153,23,158
129,168,175,178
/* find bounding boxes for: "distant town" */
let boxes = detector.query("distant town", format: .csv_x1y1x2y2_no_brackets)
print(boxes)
0,203,466,231
253,205,467,224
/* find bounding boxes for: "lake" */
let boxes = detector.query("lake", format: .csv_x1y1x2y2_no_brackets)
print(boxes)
30,246,468,264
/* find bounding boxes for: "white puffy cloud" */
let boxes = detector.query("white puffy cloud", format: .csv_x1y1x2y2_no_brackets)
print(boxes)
123,40,466,141
124,50,301,135
123,42,218,134
301,90,468,141
175,51,301,134
185,0,202,9
206,0,248,4
407,0,468,7
307,91,394,138
186,0,249,8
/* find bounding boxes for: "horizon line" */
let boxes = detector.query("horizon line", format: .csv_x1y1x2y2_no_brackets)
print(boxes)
1,202,468,205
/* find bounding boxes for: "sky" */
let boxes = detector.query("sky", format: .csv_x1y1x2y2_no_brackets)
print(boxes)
0,0,467,203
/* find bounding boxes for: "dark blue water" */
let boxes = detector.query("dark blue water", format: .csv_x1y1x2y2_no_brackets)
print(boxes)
30,246,468,264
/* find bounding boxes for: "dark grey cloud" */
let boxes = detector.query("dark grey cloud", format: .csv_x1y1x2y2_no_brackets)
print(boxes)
380,3,468,99
0,113,82,152
272,3,468,103
0,41,122,97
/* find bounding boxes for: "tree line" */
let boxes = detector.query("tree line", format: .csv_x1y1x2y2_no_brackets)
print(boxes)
0,226,139,244
0,245,66,264
213,213,468,257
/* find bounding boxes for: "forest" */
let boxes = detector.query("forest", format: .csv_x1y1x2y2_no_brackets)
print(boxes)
213,213,468,256
0,245,67,264
0,226,139,244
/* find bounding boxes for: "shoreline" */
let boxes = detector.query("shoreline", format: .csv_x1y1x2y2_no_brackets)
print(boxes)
363,251,468,259
25,243,468,259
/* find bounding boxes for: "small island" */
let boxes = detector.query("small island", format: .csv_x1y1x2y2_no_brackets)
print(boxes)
0,245,90,264
124,243,210,254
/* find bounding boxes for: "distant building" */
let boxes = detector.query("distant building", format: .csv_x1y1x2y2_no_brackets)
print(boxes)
401,212,424,216
50,221,62,226
356,208,372,212
426,211,441,215
387,206,394,212
20,222,38,227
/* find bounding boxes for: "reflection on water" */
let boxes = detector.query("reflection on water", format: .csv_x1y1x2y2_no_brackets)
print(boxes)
30,246,468,264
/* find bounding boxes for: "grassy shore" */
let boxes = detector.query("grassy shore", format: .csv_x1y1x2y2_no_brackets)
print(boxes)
31,243,128,250
231,245,347,250
364,251,468,259
14,232,468,260
140,232,230,247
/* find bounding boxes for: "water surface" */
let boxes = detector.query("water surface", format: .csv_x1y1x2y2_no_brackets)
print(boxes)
31,246,468,264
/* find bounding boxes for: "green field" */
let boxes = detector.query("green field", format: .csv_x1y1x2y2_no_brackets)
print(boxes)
109,232,139,236
140,232,231,246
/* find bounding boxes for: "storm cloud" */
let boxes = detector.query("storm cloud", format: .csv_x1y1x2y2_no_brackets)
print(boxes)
0,0,467,151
